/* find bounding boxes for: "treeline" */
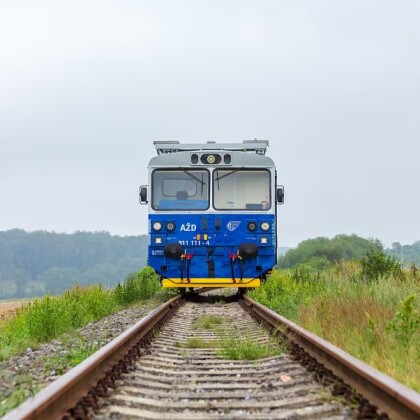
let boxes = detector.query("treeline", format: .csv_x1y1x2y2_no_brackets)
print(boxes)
388,241,420,268
0,229,148,299
278,234,383,269
278,234,420,270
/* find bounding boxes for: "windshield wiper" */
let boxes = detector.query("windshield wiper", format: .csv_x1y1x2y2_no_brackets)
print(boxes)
214,168,243,190
214,168,243,182
182,170,206,185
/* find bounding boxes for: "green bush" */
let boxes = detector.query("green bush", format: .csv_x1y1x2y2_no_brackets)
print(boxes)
361,248,402,281
278,234,383,269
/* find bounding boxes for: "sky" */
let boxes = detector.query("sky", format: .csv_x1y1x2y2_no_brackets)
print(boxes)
1,0,419,248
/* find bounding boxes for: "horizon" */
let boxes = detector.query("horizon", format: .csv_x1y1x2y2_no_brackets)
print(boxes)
1,227,416,250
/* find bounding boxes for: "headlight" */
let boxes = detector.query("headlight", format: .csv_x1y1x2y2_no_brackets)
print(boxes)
261,222,270,231
207,154,216,164
260,237,269,244
166,221,176,232
152,222,162,231
247,221,257,232
154,236,163,244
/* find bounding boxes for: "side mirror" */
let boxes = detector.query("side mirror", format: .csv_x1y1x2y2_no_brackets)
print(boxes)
276,186,284,205
139,185,148,205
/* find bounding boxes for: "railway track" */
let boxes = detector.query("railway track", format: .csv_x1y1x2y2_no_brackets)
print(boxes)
5,290,420,420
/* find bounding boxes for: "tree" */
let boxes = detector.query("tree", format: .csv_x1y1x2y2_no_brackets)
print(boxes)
0,230,149,298
278,234,383,269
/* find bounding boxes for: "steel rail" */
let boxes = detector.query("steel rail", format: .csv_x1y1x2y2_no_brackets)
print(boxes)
3,295,182,420
242,295,420,420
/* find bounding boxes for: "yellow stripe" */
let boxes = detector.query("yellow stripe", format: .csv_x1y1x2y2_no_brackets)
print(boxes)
162,278,260,288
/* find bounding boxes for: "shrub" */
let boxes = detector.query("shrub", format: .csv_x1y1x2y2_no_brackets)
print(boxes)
361,248,402,281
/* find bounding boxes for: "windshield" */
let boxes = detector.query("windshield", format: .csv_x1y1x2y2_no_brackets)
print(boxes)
152,169,210,210
213,169,271,210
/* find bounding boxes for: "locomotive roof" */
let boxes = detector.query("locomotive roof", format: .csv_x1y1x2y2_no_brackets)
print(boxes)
154,140,269,155
148,148,275,168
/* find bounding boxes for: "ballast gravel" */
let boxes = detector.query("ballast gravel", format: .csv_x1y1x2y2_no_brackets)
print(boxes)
0,301,161,413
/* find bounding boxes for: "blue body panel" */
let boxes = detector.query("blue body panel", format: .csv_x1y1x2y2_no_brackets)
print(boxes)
148,213,276,281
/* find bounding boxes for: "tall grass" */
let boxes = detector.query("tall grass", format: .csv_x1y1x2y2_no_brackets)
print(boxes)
0,267,161,360
249,262,420,391
113,266,161,305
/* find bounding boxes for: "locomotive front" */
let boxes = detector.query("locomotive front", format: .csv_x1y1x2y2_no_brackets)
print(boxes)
139,140,284,289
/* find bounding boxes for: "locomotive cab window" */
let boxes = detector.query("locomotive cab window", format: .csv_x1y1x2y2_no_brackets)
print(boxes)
152,169,210,210
213,169,271,210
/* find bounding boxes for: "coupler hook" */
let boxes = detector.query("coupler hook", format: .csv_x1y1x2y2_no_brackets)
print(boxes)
229,252,237,283
180,254,185,282
185,252,193,283
238,253,244,283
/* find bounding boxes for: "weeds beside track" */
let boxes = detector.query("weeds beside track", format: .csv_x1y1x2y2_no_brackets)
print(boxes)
249,264,420,391
5,290,420,419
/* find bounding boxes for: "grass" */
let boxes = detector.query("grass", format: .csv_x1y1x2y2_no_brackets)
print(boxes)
192,314,223,330
249,262,420,391
0,285,115,361
0,333,98,416
187,314,282,360
41,335,99,375
0,375,40,417
0,267,164,415
0,334,99,416
218,337,281,360
0,267,162,361
113,266,162,305
184,337,217,348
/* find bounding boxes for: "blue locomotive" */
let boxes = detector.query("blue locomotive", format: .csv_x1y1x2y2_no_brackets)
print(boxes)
139,140,284,290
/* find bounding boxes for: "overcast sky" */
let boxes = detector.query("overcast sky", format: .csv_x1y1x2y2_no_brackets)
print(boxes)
1,1,419,248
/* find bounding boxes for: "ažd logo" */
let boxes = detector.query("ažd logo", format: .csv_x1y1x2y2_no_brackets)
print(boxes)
226,221,241,231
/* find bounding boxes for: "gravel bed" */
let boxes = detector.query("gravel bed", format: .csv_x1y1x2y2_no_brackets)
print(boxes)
0,300,162,414
95,297,351,419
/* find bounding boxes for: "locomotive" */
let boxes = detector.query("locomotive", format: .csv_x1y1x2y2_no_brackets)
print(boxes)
139,140,284,290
